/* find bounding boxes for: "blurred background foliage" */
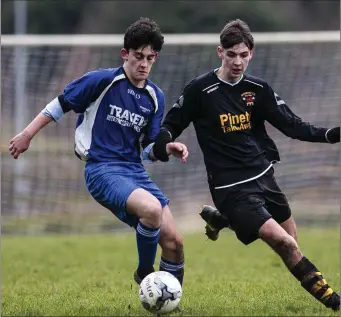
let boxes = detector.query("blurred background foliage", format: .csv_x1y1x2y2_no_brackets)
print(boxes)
2,0,340,34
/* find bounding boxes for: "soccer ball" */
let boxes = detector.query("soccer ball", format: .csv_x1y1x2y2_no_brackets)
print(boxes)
138,271,182,314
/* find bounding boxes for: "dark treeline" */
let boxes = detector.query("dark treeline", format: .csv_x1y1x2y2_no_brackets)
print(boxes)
2,0,339,34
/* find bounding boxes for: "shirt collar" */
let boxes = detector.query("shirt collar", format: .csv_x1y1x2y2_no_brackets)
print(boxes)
213,68,244,86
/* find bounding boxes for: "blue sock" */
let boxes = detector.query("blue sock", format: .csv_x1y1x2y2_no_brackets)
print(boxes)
136,221,160,274
159,257,185,286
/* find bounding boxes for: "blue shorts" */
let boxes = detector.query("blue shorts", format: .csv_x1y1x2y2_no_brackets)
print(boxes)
84,161,169,228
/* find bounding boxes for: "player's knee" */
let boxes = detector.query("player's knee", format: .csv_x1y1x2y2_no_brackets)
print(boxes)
262,230,298,257
272,235,298,256
259,218,298,254
141,201,163,228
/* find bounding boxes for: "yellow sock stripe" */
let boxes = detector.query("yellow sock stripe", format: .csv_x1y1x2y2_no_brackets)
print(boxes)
311,279,327,293
320,288,334,304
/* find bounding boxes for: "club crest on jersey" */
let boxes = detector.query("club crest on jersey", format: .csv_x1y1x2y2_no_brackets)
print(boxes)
241,91,256,106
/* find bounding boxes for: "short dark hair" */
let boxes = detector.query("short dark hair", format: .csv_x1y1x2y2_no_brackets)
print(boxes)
124,18,164,52
220,19,254,50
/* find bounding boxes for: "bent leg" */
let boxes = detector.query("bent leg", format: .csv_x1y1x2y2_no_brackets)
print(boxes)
85,162,166,282
158,205,185,285
126,188,163,278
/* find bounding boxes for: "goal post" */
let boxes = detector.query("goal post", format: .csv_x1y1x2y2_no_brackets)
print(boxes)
2,31,340,234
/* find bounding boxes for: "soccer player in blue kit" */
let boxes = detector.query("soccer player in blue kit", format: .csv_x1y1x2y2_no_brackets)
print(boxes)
9,18,187,287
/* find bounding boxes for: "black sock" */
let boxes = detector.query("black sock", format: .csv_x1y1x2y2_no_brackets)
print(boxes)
290,257,339,310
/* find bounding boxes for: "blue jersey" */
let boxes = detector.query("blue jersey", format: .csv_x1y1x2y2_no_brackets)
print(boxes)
59,67,165,163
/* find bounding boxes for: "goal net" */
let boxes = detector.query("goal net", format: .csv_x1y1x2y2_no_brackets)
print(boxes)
1,32,340,234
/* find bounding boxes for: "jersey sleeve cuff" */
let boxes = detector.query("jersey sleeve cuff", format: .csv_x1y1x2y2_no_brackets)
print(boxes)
325,128,332,143
142,143,157,163
41,97,64,122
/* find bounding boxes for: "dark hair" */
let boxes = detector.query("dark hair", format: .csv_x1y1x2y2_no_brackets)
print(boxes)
220,19,254,50
124,18,164,52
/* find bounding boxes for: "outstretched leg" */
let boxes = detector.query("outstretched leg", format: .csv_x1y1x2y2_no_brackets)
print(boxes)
259,218,340,311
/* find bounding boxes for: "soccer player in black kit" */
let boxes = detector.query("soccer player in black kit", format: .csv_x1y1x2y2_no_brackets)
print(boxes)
152,19,340,311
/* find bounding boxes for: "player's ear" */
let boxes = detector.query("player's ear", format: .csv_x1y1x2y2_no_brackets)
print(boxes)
154,52,159,60
217,46,224,60
249,49,254,60
120,48,129,61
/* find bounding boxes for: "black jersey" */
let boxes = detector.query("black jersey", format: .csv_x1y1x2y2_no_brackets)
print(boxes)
162,70,330,188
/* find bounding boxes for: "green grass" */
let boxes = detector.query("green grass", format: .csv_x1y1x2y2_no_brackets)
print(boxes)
2,228,340,316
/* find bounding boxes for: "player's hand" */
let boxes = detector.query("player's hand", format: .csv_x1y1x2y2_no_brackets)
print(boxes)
166,142,189,163
9,131,32,159
326,127,340,143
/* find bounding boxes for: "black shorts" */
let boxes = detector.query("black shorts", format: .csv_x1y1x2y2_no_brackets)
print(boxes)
209,167,291,245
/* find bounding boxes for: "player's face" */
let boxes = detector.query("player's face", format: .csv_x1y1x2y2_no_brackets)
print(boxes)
121,45,158,85
217,43,253,82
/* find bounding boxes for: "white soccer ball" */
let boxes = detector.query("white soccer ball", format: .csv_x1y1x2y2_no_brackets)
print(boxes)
138,271,182,314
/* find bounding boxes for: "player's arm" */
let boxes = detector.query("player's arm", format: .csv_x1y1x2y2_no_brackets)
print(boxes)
9,113,53,159
151,81,198,162
261,83,340,143
9,94,71,159
141,92,189,163
9,70,111,159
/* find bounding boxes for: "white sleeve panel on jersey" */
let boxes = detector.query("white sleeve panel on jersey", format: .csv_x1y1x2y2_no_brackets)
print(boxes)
41,97,64,122
145,85,159,113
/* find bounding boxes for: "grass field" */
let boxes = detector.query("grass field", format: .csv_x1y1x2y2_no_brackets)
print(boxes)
2,227,340,316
